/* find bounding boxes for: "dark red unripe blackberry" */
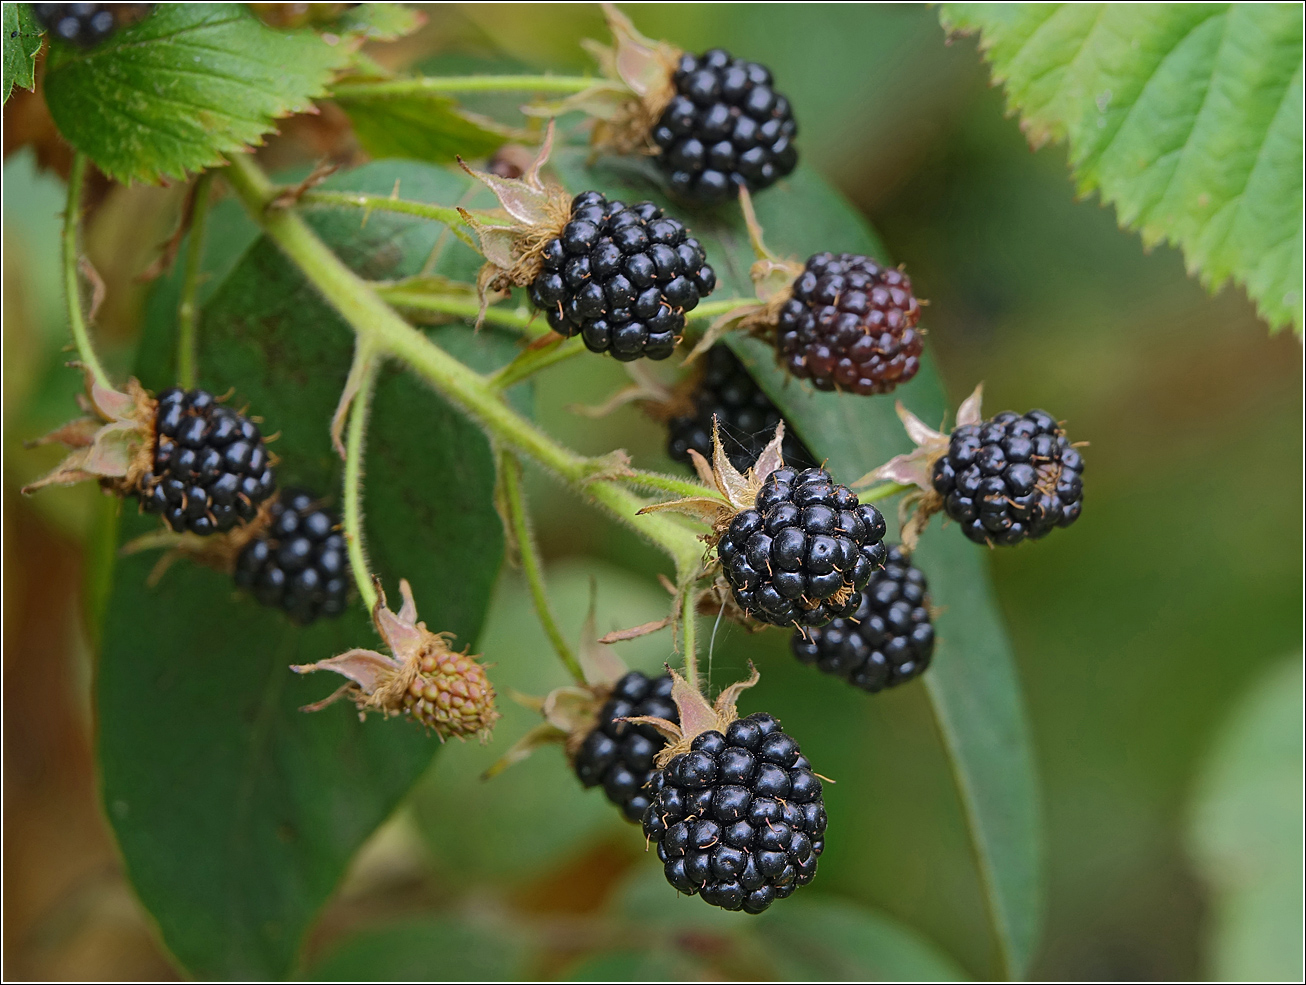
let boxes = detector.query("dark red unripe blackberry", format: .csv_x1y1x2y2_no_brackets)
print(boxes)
717,467,888,627
666,345,814,472
529,191,716,362
234,489,349,624
792,546,934,691
930,409,1084,545
33,3,149,47
776,252,923,395
652,48,798,206
138,387,276,535
642,713,826,913
573,670,679,822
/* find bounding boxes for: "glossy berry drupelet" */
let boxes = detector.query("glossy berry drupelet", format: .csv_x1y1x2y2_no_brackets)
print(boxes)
573,670,679,822
651,48,798,206
666,345,814,472
234,489,349,624
642,713,826,913
718,466,888,627
529,191,716,362
792,546,934,691
138,388,276,535
931,409,1084,545
776,252,923,395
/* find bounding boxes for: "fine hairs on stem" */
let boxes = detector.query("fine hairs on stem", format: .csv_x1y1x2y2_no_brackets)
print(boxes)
342,358,380,614
63,152,111,390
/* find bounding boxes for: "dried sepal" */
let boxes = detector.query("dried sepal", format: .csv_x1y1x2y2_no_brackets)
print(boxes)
292,578,499,742
621,663,760,768
22,368,156,496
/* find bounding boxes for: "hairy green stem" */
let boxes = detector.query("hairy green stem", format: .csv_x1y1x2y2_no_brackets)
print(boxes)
298,188,470,230
343,357,380,614
858,481,914,503
373,286,542,337
221,154,704,586
499,451,584,684
63,153,110,390
614,470,716,500
177,172,214,390
688,297,761,322
680,581,698,692
331,74,599,98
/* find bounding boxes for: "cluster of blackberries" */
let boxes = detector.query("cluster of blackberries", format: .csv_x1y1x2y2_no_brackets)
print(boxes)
234,489,349,624
573,671,678,823
139,388,276,535
643,713,826,913
651,49,799,206
665,345,814,472
931,410,1084,545
33,3,151,47
776,252,923,395
529,192,716,362
792,546,934,692
719,467,888,628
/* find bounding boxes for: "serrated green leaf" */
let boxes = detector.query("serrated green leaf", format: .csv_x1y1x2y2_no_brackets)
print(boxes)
43,3,351,184
548,148,1042,977
333,84,526,165
940,3,1304,335
98,161,518,978
3,2,41,104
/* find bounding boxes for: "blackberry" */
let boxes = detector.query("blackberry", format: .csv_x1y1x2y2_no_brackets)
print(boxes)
717,466,888,627
792,546,934,691
573,670,679,822
666,345,815,472
234,489,349,624
33,3,150,47
931,409,1084,545
529,191,717,362
642,713,826,912
652,49,798,206
776,252,923,395
138,387,276,535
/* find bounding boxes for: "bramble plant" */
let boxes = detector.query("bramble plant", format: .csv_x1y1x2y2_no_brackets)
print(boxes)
5,1,1299,979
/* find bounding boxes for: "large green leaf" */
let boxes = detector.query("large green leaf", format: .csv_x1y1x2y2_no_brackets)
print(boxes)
2,1,40,104
98,161,517,978
550,149,1042,977
1187,656,1303,981
940,3,1304,335
43,3,350,184
307,914,530,981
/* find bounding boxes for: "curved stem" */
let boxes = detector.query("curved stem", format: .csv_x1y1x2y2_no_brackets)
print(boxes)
331,75,599,98
62,153,110,390
298,188,469,229
488,335,585,391
688,297,760,322
615,470,716,501
858,481,914,503
680,580,699,692
374,285,542,337
343,359,381,614
177,172,214,390
499,451,584,684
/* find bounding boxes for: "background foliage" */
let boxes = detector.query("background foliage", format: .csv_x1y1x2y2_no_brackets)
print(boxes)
2,3,1301,982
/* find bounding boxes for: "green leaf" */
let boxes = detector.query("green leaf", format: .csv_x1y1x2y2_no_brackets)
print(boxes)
333,84,526,165
939,3,1304,335
99,161,516,978
307,914,530,981
549,148,1042,977
2,2,41,104
42,3,351,184
332,2,424,43
1187,656,1304,981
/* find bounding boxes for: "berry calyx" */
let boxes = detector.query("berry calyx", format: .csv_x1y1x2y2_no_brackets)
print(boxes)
776,252,923,395
292,578,499,742
234,489,349,624
791,546,935,691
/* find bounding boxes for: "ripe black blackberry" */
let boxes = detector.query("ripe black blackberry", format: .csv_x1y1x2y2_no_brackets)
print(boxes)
573,670,678,822
138,388,276,535
642,713,826,913
931,409,1084,545
33,3,150,47
665,345,815,472
792,546,934,692
651,48,798,206
529,191,717,362
776,252,923,395
234,489,349,624
718,466,888,627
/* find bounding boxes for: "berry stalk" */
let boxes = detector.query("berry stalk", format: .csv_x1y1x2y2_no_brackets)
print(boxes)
177,172,214,390
330,75,600,98
296,189,478,251
62,152,111,390
372,286,540,337
342,354,380,613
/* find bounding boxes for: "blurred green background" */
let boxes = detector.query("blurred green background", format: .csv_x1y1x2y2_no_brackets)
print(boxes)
3,4,1300,980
